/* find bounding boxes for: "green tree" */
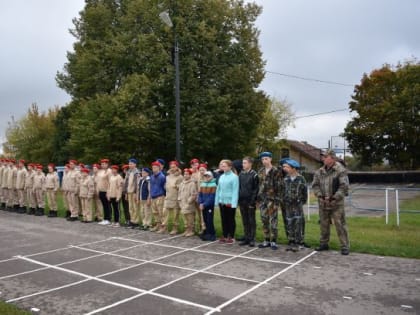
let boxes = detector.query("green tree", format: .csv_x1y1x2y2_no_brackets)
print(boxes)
255,97,294,154
56,0,270,165
344,61,420,169
3,104,58,164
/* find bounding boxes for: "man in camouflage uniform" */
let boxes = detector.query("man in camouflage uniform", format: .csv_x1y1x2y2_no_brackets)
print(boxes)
257,152,283,250
312,149,350,255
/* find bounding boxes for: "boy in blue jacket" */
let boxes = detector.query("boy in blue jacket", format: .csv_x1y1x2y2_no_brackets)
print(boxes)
198,171,217,241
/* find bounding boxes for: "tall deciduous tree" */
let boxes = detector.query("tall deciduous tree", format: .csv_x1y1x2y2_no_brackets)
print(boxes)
3,104,58,164
344,61,420,169
56,0,272,165
255,97,294,154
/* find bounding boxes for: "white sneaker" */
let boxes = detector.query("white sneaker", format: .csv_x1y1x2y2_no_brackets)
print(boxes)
98,220,110,225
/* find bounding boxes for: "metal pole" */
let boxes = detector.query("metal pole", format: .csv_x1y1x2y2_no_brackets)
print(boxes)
307,186,310,221
174,39,181,162
396,189,400,227
385,188,389,224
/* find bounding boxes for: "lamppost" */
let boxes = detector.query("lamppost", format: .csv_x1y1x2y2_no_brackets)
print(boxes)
159,10,181,162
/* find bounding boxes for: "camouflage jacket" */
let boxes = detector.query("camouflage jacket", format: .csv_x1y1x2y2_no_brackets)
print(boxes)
257,166,283,205
311,161,349,204
281,174,308,207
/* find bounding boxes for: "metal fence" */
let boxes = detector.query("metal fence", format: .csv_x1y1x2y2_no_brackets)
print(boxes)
306,186,420,226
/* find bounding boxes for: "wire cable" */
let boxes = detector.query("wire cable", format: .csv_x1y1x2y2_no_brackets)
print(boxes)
295,108,349,119
266,70,354,87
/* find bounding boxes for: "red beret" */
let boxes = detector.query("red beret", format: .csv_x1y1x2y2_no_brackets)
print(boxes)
169,160,179,167
79,163,85,168
190,158,199,165
36,164,43,170
10,159,16,164
69,159,77,164
183,168,193,175
48,163,55,168
19,159,26,164
199,163,208,169
122,164,129,170
92,163,99,168
81,168,90,174
111,165,119,170
100,159,110,164
151,161,161,167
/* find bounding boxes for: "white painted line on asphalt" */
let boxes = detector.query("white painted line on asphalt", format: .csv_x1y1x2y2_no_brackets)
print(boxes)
70,238,114,248
22,246,71,258
363,272,373,276
0,267,50,280
85,240,223,315
343,296,353,300
113,236,295,265
401,305,413,309
6,279,91,303
204,250,317,315
30,307,40,312
0,257,18,263
415,278,420,281
313,266,321,269
284,286,293,289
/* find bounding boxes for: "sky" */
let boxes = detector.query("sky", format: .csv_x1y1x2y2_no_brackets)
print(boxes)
1,0,419,154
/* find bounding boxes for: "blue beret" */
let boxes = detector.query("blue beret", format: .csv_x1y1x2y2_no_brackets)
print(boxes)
142,167,152,174
281,158,300,169
259,151,272,159
279,158,289,166
128,158,138,164
156,158,165,166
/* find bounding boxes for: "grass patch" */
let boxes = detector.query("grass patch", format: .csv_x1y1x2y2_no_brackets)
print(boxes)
46,192,420,259
400,194,420,212
0,301,31,315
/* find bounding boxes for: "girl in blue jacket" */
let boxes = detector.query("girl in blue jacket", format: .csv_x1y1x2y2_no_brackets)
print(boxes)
215,159,239,244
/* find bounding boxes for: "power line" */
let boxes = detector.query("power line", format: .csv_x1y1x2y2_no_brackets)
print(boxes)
266,70,354,87
295,108,348,119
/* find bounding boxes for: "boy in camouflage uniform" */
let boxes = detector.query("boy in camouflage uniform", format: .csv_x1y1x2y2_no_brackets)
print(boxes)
280,159,307,252
312,149,350,255
257,152,283,250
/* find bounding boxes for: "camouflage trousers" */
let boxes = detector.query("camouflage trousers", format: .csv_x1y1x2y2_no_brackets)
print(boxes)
259,200,278,242
284,206,304,244
319,204,349,249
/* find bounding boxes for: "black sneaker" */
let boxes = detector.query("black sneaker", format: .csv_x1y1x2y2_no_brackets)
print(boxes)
341,248,350,255
258,241,271,248
239,240,249,246
315,244,329,251
249,240,255,247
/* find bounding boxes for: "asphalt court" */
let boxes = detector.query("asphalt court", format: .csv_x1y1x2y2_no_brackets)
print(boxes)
0,211,419,314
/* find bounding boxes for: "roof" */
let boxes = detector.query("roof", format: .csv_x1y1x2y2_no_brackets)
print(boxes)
285,140,323,163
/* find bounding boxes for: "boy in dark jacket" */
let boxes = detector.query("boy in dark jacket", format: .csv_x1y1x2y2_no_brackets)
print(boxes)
238,157,259,247
198,171,217,241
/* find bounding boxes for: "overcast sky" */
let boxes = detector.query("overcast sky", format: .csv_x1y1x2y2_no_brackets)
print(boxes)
1,0,419,154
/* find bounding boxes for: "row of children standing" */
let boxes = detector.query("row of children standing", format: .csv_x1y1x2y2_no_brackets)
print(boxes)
0,152,308,251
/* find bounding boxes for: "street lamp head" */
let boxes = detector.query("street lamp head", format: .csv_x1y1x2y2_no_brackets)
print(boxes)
159,10,173,28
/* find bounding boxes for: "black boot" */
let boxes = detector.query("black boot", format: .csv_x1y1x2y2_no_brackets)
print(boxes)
0,202,5,210
18,207,26,214
35,207,44,216
27,207,35,215
65,210,71,218
48,210,57,218
315,244,329,251
14,205,20,212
